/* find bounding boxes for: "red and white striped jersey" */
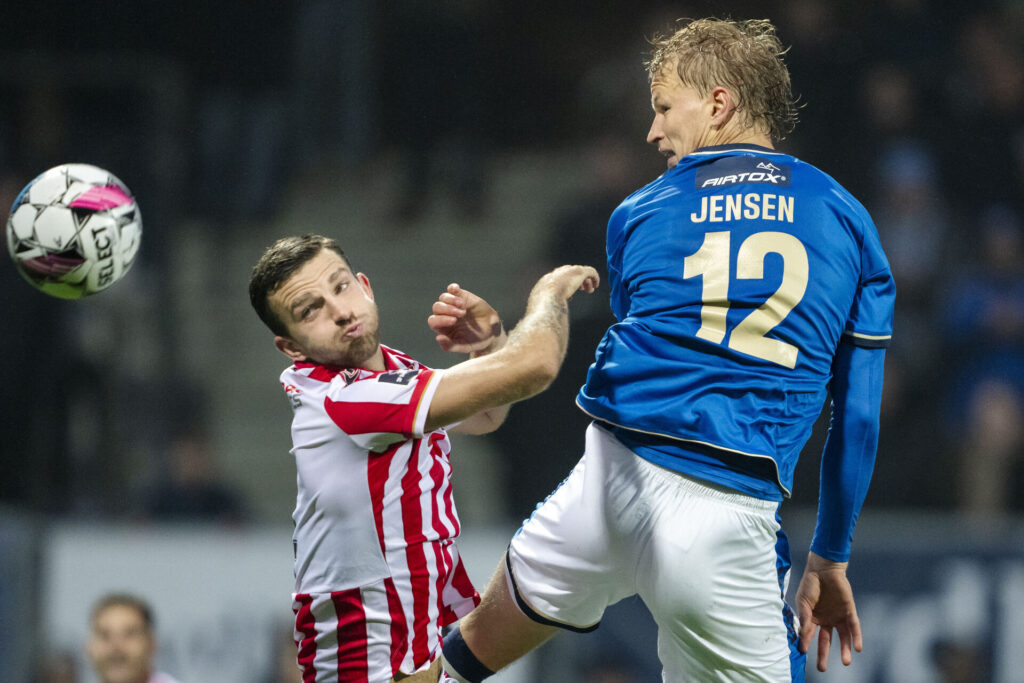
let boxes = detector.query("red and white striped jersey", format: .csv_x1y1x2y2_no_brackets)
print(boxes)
280,344,469,595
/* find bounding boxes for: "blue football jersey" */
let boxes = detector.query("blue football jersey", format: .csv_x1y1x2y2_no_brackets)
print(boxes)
577,144,895,498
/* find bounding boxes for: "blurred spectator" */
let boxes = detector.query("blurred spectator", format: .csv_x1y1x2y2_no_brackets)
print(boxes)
873,142,949,383
943,204,1024,516
142,428,246,524
87,594,181,683
842,62,929,198
864,142,954,508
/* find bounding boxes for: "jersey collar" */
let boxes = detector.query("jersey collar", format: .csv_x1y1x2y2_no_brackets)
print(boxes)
690,143,782,156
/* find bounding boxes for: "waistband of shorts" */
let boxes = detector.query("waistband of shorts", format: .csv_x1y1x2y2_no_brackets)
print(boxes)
639,454,781,513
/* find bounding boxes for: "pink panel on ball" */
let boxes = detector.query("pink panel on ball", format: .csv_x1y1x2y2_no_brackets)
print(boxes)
67,185,132,210
21,252,86,276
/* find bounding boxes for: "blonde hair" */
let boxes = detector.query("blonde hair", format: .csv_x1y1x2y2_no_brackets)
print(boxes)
647,18,798,140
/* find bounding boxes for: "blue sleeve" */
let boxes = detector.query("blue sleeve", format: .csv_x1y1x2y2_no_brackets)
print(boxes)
843,210,896,346
810,341,886,561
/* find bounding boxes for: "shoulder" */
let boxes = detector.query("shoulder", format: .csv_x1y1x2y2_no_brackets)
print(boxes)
789,157,873,219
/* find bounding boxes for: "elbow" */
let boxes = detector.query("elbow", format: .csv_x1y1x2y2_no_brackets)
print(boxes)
837,399,880,444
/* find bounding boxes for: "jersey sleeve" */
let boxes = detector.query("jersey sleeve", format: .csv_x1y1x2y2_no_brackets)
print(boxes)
323,368,443,452
843,216,896,348
811,340,885,561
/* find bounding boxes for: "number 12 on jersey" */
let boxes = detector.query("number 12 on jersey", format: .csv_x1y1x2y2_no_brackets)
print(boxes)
683,230,808,369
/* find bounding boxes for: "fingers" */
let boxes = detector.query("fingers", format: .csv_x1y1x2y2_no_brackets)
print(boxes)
427,314,459,333
838,617,862,666
434,293,466,314
574,266,600,288
579,274,600,293
840,632,852,667
543,265,601,298
796,603,814,655
817,626,832,672
429,294,467,334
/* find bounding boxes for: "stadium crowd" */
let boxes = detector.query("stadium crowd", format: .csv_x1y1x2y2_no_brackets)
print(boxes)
0,0,1022,526
2,2,1024,682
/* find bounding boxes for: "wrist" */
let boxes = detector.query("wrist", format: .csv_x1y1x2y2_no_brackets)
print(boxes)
469,320,506,358
806,550,849,572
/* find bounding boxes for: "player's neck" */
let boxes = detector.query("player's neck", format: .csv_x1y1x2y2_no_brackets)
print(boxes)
708,120,773,150
364,346,387,372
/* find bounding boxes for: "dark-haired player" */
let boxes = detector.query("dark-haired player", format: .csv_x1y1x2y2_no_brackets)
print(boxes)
249,234,598,682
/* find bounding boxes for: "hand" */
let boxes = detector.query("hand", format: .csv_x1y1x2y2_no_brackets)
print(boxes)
795,552,863,672
530,265,600,303
428,283,505,354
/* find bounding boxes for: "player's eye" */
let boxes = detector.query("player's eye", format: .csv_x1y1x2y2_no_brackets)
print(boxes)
300,301,321,320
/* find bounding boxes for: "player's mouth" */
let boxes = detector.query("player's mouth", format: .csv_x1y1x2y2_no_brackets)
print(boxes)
343,322,364,339
659,148,676,165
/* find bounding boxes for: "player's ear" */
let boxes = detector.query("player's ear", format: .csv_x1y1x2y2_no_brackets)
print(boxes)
357,272,375,302
274,336,308,362
708,86,736,126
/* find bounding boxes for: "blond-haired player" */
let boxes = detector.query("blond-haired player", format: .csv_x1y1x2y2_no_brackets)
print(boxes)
442,17,894,682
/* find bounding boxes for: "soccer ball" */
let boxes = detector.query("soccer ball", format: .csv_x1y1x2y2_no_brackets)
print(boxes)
6,163,142,299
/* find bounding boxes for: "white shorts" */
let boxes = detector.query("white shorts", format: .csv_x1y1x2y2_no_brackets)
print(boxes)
293,542,478,682
508,423,799,682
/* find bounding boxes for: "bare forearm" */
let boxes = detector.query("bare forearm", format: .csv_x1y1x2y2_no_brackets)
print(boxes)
454,327,512,434
424,265,597,432
505,284,571,376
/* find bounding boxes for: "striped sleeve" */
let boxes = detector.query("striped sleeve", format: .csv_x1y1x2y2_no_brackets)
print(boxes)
324,369,443,452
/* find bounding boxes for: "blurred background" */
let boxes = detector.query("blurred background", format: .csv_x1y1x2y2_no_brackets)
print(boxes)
2,0,1023,681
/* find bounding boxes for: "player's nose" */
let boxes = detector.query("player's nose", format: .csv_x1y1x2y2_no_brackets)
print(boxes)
646,117,662,144
325,295,353,324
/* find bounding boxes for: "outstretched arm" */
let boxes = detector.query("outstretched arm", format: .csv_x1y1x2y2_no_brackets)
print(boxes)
796,341,885,671
423,265,599,433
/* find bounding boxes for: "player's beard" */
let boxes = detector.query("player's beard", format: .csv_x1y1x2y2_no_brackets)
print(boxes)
335,323,381,368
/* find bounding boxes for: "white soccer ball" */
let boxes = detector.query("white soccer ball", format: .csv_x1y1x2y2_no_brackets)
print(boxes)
6,163,142,299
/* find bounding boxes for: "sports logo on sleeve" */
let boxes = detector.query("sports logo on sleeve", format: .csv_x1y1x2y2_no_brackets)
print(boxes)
696,157,791,189
378,369,418,386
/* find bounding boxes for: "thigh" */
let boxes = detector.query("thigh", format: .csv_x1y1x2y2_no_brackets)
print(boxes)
293,587,394,683
507,423,640,631
293,580,441,683
635,473,793,681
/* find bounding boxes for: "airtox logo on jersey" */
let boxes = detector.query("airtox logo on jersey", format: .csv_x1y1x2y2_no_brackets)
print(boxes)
696,156,791,189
